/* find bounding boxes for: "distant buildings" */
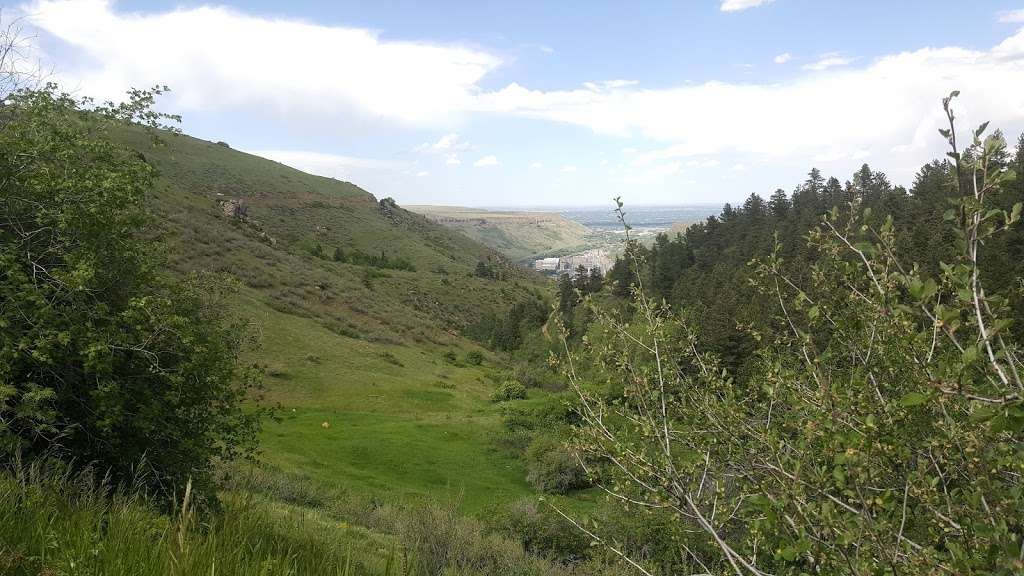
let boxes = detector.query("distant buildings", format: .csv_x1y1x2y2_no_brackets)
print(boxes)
533,249,613,276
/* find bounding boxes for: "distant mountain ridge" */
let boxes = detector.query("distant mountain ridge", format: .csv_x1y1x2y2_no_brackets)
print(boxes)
408,205,591,261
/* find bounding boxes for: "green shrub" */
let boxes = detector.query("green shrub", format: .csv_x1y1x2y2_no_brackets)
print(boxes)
486,498,589,562
464,350,484,366
523,436,588,494
0,87,263,505
490,380,527,402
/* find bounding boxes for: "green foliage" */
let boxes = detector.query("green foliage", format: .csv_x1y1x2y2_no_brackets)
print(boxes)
0,86,262,503
475,259,500,279
0,460,393,575
561,95,1024,574
465,350,485,366
0,459,575,576
468,292,550,353
492,380,528,402
523,435,588,494
486,498,589,561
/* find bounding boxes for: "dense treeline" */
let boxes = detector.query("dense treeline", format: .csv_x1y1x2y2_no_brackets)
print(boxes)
606,137,1024,375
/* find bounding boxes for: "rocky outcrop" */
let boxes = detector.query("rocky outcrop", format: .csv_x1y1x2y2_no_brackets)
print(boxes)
218,197,275,246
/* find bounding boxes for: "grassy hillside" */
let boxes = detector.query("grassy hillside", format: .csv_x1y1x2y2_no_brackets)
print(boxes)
123,130,542,346
407,205,591,262
0,121,610,574
111,129,553,510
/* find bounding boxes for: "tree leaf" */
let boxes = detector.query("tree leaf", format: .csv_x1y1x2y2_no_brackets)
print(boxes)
900,392,929,407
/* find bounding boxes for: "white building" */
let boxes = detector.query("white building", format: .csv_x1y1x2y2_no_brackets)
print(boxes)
533,257,560,271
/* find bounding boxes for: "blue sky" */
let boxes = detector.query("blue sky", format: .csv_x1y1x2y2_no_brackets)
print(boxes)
16,0,1024,206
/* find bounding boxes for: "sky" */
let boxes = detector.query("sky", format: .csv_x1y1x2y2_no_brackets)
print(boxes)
12,0,1024,207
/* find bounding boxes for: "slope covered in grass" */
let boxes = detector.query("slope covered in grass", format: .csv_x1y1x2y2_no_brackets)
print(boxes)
246,291,534,512
107,128,553,512
408,206,591,262
120,129,544,346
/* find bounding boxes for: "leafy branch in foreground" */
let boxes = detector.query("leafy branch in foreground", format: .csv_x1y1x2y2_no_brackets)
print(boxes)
0,84,263,506
557,93,1024,575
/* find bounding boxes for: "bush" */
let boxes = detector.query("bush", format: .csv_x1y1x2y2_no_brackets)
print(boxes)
486,498,589,562
524,436,588,494
0,87,263,505
490,380,527,402
464,350,484,366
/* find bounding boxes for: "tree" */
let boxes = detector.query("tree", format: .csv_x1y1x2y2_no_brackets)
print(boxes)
556,273,576,315
768,188,789,218
0,14,41,101
0,85,263,505
558,94,1024,574
588,267,603,294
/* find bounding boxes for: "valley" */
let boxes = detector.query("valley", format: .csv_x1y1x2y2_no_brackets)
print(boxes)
6,5,1024,574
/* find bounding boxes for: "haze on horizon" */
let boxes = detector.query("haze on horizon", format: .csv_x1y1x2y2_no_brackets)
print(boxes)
14,0,1024,206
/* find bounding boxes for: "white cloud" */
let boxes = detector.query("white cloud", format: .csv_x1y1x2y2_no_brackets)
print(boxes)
416,170,429,177
802,52,854,71
720,0,775,12
473,29,1024,184
530,162,543,169
25,1,1024,193
24,0,500,125
417,133,468,153
731,163,748,172
247,150,405,180
417,133,468,166
997,9,1024,23
773,52,792,64
560,165,577,173
582,79,639,92
686,159,721,168
473,155,499,167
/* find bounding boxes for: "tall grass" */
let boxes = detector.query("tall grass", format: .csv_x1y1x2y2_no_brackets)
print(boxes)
0,460,399,575
222,464,576,576
0,461,594,576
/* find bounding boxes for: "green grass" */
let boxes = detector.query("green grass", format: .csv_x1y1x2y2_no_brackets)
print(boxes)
3,116,617,575
100,126,554,514
0,460,578,576
0,462,402,576
116,128,546,346
243,292,533,512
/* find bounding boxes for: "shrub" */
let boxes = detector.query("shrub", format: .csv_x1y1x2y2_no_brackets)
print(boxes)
524,436,588,494
486,498,589,562
0,87,263,505
464,350,484,366
490,380,527,402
